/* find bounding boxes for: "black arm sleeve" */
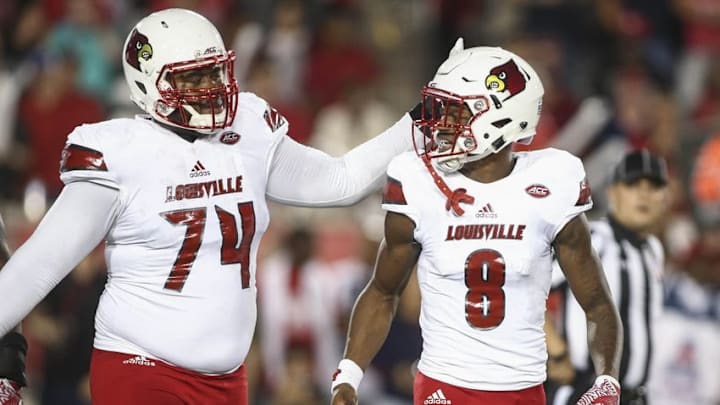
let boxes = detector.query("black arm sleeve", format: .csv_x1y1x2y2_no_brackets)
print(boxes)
0,332,27,386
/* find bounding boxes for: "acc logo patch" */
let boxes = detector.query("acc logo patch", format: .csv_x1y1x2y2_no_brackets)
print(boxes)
219,131,241,145
124,29,153,71
526,184,550,198
263,105,286,132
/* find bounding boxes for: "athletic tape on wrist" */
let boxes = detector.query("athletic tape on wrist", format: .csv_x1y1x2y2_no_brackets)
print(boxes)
330,359,364,393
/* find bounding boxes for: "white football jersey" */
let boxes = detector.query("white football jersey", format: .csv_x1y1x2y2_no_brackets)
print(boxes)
60,92,285,374
381,148,592,391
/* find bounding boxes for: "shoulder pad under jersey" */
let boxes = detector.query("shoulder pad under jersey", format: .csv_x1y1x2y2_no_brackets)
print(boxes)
233,92,289,138
59,117,157,189
522,148,592,208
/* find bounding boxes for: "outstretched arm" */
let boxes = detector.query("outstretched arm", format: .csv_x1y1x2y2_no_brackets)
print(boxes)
0,182,120,337
267,114,413,207
553,214,622,404
554,214,622,378
331,212,421,405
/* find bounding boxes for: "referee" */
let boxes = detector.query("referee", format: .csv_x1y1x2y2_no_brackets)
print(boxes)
546,150,670,405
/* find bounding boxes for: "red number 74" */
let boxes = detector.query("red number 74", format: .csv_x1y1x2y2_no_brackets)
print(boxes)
160,202,255,292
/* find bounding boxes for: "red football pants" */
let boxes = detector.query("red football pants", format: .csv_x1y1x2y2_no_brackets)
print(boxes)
414,371,546,405
89,349,247,405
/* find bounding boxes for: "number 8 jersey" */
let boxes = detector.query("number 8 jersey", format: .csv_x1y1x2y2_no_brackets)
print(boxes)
381,148,592,391
59,93,281,374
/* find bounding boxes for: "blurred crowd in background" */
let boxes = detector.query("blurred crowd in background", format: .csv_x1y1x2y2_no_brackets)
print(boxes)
0,0,718,404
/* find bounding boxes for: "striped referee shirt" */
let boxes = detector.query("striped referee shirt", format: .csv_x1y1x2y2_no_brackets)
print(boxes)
551,215,664,390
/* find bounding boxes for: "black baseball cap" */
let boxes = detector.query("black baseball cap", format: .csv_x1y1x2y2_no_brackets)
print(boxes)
612,149,668,186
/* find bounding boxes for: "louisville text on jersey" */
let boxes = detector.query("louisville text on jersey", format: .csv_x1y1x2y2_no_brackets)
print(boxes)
445,223,526,241
165,176,243,202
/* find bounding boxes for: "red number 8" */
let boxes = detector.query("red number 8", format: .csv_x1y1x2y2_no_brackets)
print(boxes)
465,249,506,329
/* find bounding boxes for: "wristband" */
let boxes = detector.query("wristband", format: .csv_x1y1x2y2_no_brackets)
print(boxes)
331,359,364,393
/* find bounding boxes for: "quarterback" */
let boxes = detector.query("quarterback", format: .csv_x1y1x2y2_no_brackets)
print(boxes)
0,8,419,405
331,40,623,405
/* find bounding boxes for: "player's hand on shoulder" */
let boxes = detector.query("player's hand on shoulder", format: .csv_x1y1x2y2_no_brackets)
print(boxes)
331,383,358,405
575,375,620,405
0,332,27,405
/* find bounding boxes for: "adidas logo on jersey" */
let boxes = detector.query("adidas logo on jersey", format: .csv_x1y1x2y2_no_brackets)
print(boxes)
424,389,452,404
122,355,156,367
190,160,211,178
475,203,498,218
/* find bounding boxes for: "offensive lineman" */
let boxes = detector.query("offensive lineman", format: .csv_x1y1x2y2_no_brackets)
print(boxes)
331,40,623,405
0,8,421,405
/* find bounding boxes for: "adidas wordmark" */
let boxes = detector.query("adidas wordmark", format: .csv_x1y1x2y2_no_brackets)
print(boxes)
424,389,452,404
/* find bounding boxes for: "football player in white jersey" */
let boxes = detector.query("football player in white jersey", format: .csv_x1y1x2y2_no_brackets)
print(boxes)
0,8,422,405
331,40,623,405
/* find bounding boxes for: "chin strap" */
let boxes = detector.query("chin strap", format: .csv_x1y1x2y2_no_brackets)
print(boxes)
421,155,474,216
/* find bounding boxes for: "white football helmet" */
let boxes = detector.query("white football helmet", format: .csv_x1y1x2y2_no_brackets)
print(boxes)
122,8,239,134
414,39,544,172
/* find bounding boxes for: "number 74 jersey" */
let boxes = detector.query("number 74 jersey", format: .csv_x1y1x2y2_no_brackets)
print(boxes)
381,148,592,391
59,93,282,374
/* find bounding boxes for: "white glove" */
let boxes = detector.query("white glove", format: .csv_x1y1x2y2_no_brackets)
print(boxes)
0,379,22,405
576,375,620,405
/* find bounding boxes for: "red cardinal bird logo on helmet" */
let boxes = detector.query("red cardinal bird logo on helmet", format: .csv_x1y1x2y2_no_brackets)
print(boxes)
125,29,153,71
485,59,527,100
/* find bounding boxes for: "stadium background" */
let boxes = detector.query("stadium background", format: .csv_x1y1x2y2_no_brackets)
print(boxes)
0,0,718,404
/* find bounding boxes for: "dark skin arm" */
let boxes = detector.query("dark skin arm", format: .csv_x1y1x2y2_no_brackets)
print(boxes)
332,212,421,405
552,214,622,378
